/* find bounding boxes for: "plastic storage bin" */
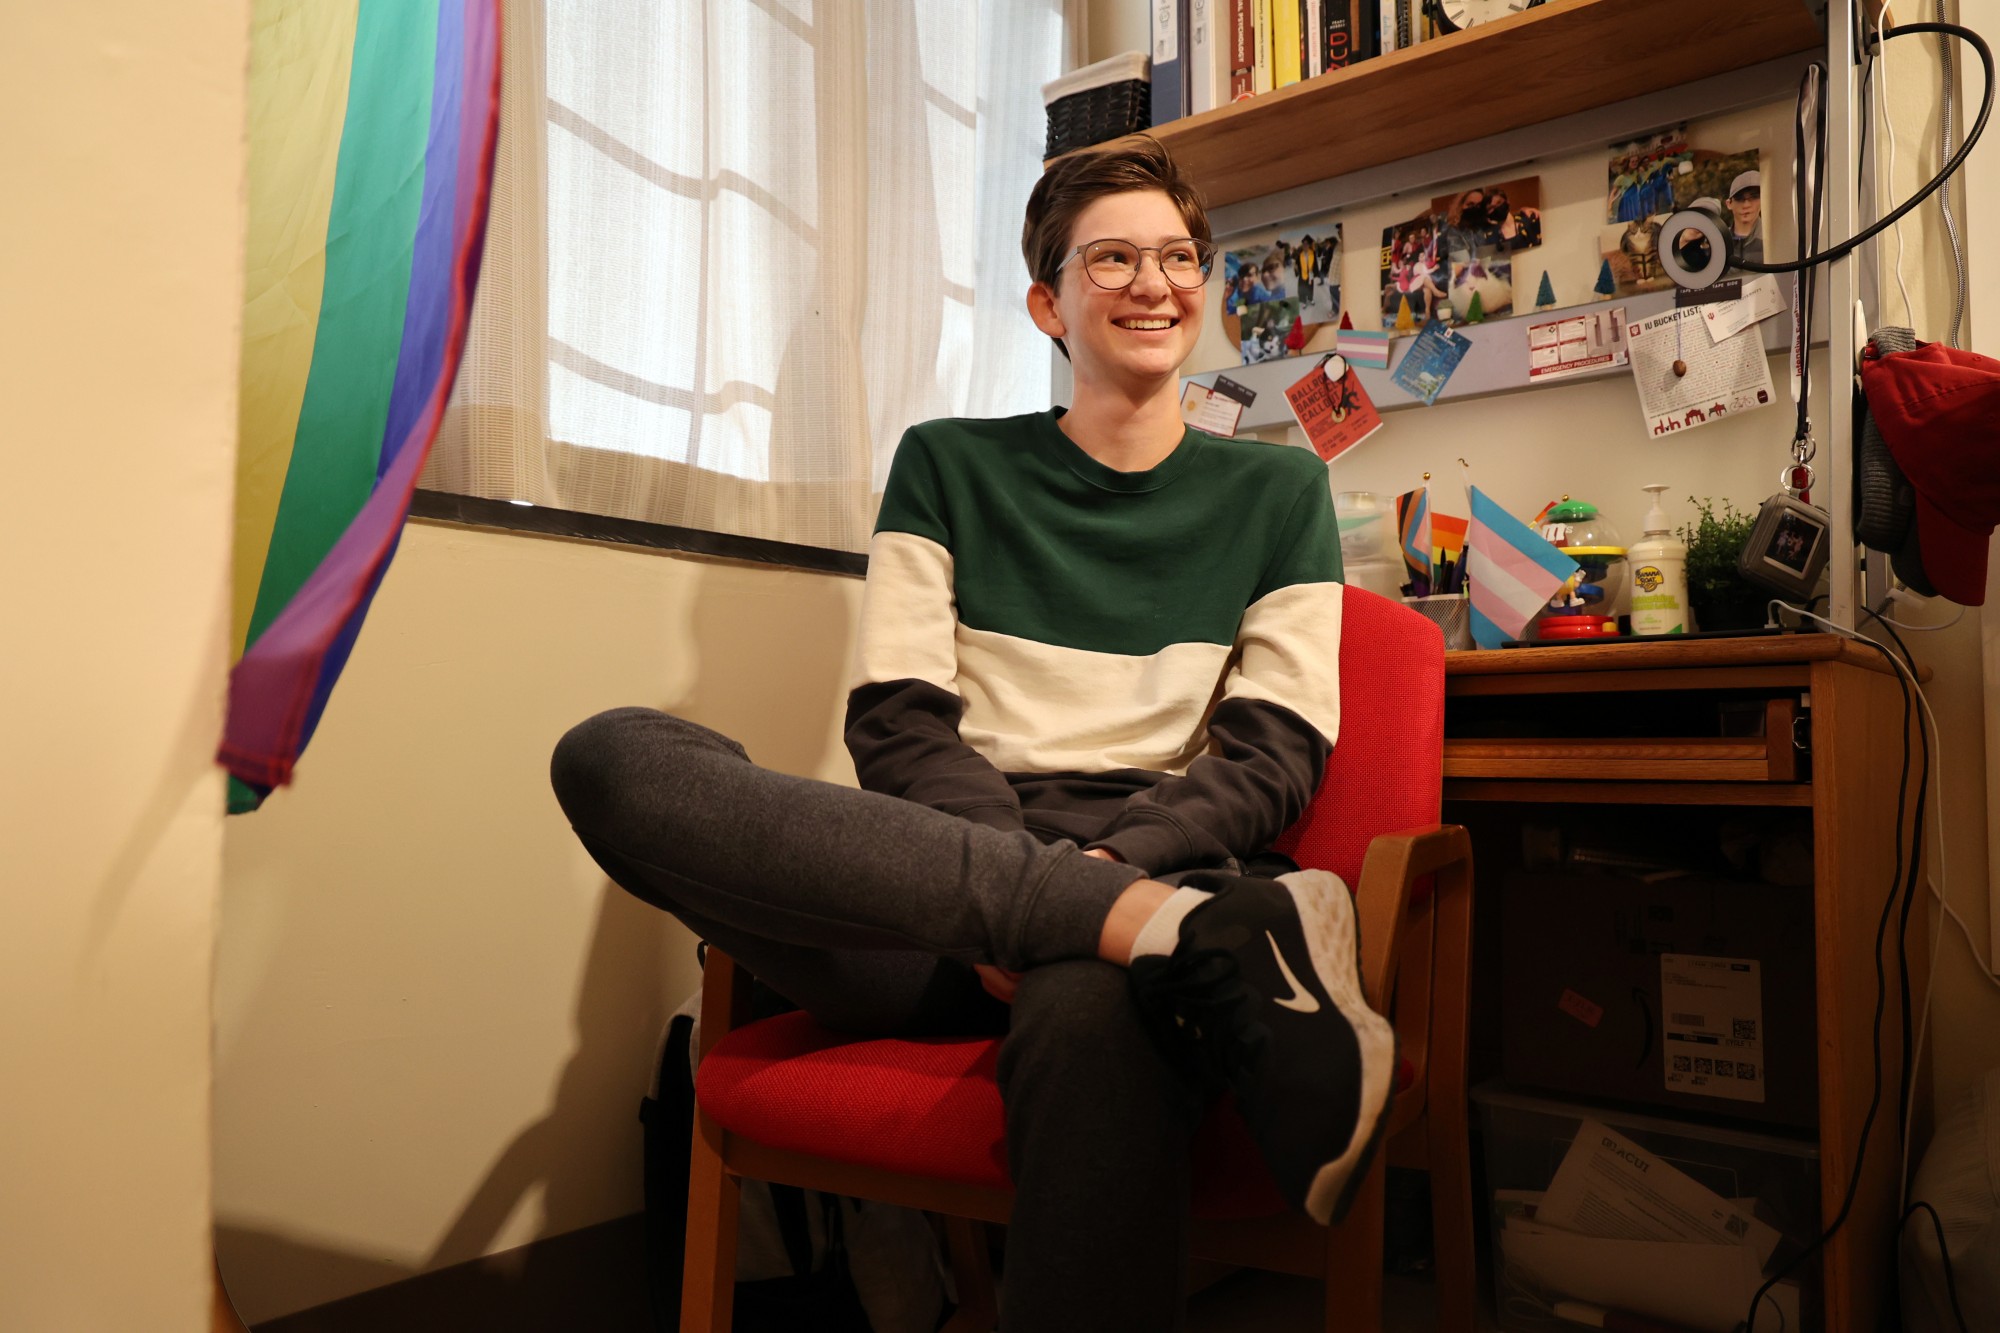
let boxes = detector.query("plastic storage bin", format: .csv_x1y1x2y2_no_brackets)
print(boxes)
1041,52,1151,158
1472,1081,1821,1333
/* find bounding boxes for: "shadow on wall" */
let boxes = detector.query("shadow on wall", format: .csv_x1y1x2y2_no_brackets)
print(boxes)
670,557,861,782
219,882,673,1328
420,883,680,1271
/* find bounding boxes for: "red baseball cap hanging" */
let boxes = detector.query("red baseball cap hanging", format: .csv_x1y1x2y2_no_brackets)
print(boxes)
1858,340,2000,606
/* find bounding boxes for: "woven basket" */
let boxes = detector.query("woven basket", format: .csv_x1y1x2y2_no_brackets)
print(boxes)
1042,52,1151,158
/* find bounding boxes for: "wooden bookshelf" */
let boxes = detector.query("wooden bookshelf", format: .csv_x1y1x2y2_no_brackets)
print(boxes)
1087,0,1823,208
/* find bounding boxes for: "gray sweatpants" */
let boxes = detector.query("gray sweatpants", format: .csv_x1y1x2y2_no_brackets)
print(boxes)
550,707,1210,1332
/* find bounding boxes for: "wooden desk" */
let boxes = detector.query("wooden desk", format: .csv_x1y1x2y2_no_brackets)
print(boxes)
1442,635,1920,1333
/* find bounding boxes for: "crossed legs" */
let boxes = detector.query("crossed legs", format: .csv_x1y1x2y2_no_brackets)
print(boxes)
551,708,1199,1330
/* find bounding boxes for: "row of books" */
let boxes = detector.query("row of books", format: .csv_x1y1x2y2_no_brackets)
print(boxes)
1151,0,1440,125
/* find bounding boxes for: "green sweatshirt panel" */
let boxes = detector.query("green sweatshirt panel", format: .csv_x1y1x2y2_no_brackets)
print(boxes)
871,411,1338,657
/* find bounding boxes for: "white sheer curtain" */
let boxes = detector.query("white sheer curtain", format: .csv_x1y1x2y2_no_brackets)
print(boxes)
423,0,1069,554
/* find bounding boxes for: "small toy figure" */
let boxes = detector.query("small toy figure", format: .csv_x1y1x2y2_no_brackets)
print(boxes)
1531,497,1628,637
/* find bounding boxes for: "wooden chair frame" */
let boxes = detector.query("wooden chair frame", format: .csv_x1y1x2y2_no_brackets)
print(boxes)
682,823,1475,1333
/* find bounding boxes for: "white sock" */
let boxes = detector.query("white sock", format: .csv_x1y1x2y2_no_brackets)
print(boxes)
1127,887,1215,963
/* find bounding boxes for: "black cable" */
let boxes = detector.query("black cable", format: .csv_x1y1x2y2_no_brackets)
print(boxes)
1792,64,1827,452
1862,607,1928,1158
1734,23,1992,276
1901,1200,1972,1333
1743,629,1912,1333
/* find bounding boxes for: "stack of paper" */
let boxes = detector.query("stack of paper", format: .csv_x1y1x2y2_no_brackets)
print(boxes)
1496,1120,1801,1333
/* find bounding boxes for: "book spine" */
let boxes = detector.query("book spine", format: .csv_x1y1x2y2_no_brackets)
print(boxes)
1396,0,1414,49
1182,1,1193,113
1151,0,1184,125
1190,0,1217,113
1253,0,1272,94
1324,0,1353,72
1305,0,1323,77
1378,0,1396,53
1357,0,1377,60
1272,0,1301,87
1227,0,1255,99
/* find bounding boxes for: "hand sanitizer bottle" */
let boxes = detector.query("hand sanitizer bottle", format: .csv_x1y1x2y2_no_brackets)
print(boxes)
1627,484,1689,636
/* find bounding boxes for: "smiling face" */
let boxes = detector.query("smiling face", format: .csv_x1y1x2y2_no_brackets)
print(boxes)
1027,189,1206,396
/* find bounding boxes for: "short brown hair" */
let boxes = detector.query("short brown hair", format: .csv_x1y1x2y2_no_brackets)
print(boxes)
1021,135,1210,355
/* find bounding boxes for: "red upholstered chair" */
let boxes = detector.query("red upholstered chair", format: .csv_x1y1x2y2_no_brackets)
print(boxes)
682,586,1476,1332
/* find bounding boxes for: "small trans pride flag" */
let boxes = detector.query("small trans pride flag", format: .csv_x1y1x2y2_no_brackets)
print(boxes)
1466,486,1579,647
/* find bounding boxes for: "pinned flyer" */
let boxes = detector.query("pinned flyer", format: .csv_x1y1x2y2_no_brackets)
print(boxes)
1391,319,1473,406
1527,307,1627,384
1627,306,1776,438
1180,381,1244,437
1703,273,1786,343
1285,354,1383,462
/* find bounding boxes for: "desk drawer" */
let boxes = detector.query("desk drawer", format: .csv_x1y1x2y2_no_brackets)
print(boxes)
1444,696,1803,783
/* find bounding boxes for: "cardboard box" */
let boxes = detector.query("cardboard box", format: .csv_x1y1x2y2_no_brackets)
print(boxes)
1500,871,1818,1128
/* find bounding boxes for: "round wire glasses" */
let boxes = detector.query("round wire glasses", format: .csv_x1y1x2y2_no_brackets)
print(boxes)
1056,237,1215,291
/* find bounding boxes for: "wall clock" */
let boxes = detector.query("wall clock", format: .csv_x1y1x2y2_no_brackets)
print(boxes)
1429,0,1545,35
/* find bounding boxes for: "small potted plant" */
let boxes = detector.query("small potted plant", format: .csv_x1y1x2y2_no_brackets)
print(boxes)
1680,497,1764,631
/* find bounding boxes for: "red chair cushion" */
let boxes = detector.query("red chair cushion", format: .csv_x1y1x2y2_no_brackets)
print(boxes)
697,1011,1290,1219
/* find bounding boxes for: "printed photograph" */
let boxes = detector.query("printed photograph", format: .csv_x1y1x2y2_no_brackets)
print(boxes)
1235,298,1304,365
1220,214,1341,364
1448,254,1514,322
1598,218,1675,297
1379,214,1449,329
1277,221,1342,327
1429,175,1544,260
1607,130,1763,276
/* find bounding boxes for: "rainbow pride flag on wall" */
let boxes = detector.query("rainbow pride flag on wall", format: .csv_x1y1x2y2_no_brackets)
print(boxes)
221,0,501,812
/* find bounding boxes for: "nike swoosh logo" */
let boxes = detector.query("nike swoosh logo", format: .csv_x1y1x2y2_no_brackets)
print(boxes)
1267,931,1321,1014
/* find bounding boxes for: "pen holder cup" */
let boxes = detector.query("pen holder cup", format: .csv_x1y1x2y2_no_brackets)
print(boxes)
1403,593,1474,651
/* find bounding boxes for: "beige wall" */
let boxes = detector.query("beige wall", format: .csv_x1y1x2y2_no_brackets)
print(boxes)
213,523,862,1322
0,3,247,1330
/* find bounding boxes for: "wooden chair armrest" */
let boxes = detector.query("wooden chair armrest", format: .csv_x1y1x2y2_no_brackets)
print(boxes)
1352,824,1472,1010
1353,824,1474,1143
697,945,757,1063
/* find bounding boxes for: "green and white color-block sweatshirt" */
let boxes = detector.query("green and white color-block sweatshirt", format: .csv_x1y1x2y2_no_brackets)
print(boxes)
844,409,1345,876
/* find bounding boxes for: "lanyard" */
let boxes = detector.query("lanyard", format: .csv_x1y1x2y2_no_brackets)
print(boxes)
1789,64,1826,501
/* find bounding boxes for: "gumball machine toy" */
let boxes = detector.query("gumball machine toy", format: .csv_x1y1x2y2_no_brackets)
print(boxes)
1533,497,1627,641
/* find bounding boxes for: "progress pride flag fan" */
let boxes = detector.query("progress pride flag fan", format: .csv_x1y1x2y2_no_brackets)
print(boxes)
221,0,502,811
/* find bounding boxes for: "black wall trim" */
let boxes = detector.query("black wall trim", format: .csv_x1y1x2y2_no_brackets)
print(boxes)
409,490,869,577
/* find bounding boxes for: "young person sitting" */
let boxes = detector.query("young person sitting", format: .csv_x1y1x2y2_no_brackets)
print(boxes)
550,134,1394,1333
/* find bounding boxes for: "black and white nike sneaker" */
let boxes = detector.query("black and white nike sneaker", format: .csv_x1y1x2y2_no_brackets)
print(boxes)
1127,870,1397,1226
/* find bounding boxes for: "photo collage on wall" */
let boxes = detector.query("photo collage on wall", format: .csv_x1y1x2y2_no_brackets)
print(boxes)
1379,176,1543,331
1223,221,1342,365
1598,127,1762,297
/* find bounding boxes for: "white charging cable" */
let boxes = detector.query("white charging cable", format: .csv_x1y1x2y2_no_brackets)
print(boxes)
1873,585,1967,631
1875,1,1918,325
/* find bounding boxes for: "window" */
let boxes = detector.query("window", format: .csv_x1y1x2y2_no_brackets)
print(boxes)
423,0,1069,560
